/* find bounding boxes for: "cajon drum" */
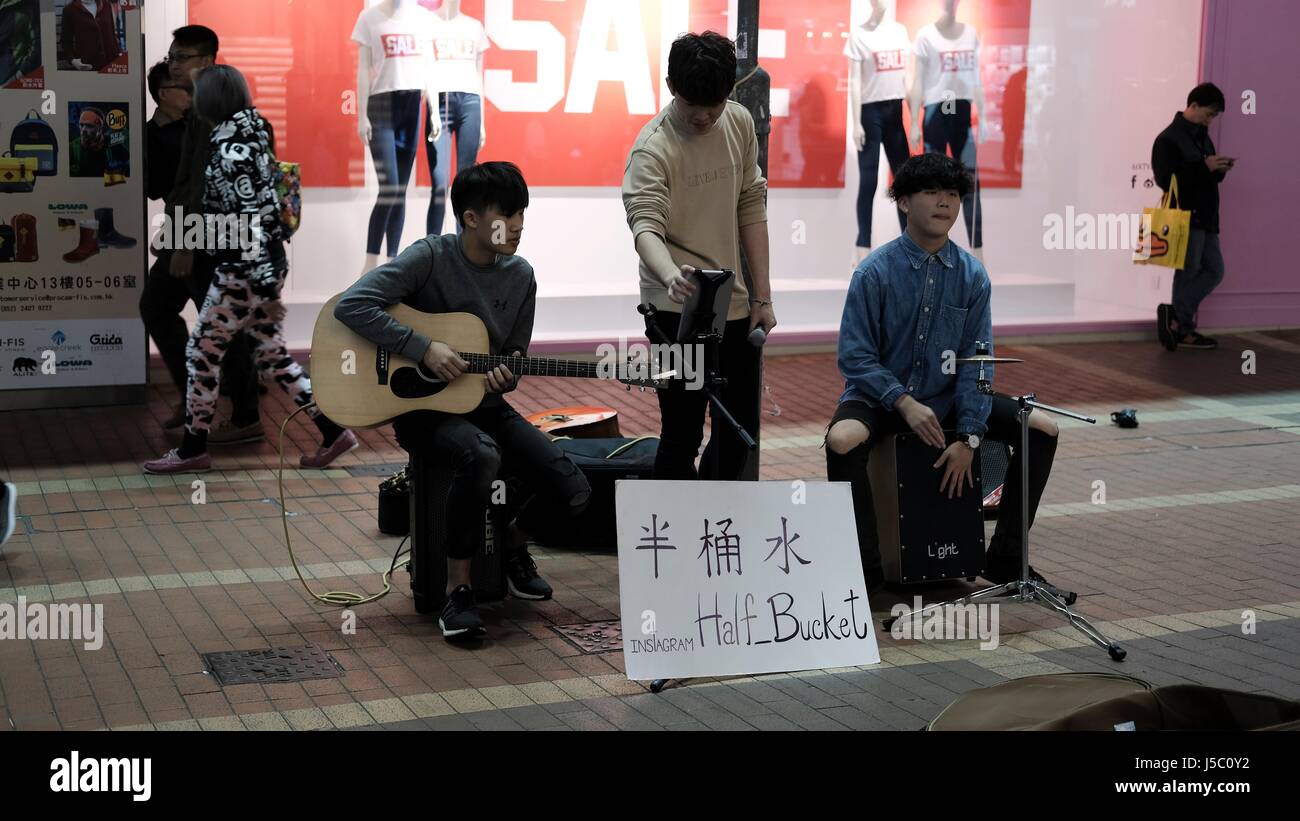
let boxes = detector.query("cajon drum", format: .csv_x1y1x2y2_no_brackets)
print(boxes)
867,432,987,584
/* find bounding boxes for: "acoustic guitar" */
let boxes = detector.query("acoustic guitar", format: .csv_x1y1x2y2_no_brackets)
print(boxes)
526,407,621,439
311,295,665,428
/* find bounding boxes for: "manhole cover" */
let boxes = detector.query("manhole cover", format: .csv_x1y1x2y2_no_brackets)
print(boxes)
202,645,344,685
551,620,623,654
346,462,407,478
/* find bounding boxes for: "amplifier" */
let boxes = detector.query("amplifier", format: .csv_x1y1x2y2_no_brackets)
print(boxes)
407,454,509,614
867,432,987,584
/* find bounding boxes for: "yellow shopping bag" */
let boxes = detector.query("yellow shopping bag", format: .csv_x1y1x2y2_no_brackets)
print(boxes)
1134,174,1191,269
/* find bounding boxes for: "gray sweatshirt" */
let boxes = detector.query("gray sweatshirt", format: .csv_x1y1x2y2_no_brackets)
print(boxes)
334,234,537,402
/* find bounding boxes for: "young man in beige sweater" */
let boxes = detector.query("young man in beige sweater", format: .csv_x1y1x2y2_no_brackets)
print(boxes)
622,31,775,480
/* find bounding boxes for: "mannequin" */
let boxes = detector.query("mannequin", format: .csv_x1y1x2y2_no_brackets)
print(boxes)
424,0,489,235
909,0,985,259
846,0,911,265
354,0,439,274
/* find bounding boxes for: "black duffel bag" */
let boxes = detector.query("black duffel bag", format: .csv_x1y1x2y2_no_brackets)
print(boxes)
530,436,658,550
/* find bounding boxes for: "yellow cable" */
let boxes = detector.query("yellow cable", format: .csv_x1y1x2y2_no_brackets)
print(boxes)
276,404,407,607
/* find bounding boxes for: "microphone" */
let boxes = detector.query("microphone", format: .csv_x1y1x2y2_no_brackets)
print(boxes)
748,326,767,347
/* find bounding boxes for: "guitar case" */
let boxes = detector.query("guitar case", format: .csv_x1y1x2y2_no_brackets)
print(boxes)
530,436,659,550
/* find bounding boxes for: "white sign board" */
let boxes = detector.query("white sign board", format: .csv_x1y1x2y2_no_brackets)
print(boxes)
616,480,881,681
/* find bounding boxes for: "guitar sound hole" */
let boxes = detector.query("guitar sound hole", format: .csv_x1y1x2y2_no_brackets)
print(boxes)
390,365,447,399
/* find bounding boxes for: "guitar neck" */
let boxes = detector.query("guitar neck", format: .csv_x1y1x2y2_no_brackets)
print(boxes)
457,352,599,380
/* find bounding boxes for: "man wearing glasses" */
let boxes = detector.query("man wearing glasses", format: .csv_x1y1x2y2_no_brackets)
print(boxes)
138,25,263,437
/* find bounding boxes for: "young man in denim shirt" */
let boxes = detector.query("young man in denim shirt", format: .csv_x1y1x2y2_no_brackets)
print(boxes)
826,153,1060,591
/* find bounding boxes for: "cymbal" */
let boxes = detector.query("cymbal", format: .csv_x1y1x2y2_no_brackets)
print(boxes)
955,355,1024,364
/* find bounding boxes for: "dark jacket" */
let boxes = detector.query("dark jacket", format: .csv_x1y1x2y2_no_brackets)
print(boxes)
165,109,212,219
60,0,120,70
145,115,186,202
1151,112,1226,233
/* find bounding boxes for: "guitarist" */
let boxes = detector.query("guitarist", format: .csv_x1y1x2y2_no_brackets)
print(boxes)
335,162,591,641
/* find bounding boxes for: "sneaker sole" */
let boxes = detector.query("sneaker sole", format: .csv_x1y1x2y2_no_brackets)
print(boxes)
1,482,16,545
143,463,212,475
507,578,552,601
438,618,485,639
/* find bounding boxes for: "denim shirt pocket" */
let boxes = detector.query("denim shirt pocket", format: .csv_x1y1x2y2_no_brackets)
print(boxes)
934,305,968,357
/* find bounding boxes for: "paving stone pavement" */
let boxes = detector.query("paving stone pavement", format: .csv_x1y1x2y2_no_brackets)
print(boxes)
2,330,1299,731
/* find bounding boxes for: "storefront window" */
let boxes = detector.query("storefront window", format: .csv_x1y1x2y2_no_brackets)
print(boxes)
171,0,1205,345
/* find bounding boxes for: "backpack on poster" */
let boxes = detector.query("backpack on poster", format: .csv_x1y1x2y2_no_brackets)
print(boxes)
10,110,59,175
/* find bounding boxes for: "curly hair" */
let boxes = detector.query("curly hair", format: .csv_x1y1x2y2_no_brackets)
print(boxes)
888,152,973,200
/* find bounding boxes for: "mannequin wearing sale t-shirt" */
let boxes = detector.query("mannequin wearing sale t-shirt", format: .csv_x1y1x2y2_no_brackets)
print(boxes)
355,0,441,275
424,0,489,235
846,0,911,264
909,0,985,258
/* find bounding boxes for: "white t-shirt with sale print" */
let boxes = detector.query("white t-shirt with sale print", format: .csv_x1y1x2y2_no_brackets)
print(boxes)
914,22,981,106
352,5,437,96
843,20,910,104
429,13,490,96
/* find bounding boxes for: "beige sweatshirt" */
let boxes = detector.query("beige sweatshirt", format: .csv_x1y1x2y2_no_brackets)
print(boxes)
622,100,769,321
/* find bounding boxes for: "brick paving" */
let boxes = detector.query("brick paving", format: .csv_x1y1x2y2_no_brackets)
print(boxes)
2,329,1299,731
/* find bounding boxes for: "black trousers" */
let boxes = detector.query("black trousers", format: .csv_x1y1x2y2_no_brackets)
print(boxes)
646,312,761,481
824,396,1058,585
855,100,911,247
139,249,259,415
923,99,983,248
394,400,591,560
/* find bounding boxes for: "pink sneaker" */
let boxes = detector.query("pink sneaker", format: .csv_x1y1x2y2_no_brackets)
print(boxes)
144,448,212,475
300,429,359,469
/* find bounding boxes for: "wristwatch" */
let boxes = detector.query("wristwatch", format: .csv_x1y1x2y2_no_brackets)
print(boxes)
961,434,981,450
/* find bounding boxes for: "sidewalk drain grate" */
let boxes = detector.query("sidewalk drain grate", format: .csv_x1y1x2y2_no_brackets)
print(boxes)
552,620,623,654
202,645,344,685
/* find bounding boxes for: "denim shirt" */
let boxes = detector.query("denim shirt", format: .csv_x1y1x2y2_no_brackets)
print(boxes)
837,232,993,436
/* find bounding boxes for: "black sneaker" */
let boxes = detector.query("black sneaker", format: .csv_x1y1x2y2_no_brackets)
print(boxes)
439,585,485,640
1177,332,1217,349
1,481,16,546
506,550,553,600
981,554,1046,585
1156,304,1177,351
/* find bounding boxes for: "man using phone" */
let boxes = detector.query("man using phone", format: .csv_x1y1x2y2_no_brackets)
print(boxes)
622,31,774,480
825,153,1061,592
1152,82,1236,351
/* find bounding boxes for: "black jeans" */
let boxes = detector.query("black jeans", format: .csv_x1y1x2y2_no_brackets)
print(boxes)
923,99,983,248
824,396,1057,585
647,312,762,481
139,249,259,417
394,400,591,560
856,100,911,248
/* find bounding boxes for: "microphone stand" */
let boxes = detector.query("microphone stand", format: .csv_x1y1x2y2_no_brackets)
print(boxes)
882,343,1127,661
637,303,757,693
